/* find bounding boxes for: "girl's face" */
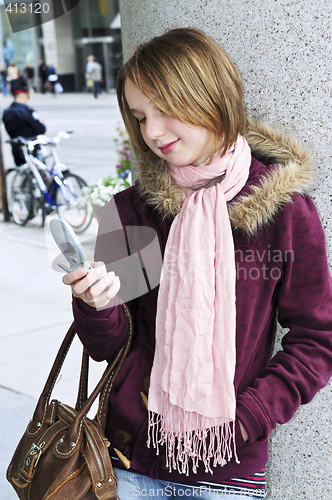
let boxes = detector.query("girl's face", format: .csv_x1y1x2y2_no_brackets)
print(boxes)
125,79,212,167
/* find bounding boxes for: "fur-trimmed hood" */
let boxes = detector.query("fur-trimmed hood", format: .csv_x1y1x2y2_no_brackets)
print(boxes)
136,120,315,235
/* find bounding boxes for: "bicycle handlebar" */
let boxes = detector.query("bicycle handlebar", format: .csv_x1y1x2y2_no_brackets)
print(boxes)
6,131,74,148
6,136,35,146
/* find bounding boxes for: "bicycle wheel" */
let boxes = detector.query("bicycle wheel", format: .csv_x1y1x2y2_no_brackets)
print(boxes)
54,173,92,233
11,170,34,225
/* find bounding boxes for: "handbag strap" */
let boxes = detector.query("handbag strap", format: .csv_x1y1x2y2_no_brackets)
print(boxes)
97,300,133,430
29,300,133,436
30,322,77,433
76,349,89,411
75,300,134,432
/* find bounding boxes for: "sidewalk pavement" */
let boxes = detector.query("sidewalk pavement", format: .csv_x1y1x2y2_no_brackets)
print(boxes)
0,92,122,498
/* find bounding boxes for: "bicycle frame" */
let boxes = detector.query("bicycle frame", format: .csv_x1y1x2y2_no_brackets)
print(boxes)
8,132,92,232
20,134,69,199
51,174,81,206
22,149,55,207
23,155,82,211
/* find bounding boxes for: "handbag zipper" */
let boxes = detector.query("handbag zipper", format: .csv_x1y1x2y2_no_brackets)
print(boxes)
60,404,106,480
84,425,106,478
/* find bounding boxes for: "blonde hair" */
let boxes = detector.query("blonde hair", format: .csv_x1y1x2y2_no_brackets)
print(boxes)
117,27,247,162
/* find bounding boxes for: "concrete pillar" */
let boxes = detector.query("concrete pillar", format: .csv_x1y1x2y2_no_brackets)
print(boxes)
41,5,75,90
119,1,332,498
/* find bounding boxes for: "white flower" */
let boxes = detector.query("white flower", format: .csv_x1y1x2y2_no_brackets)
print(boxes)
83,176,130,207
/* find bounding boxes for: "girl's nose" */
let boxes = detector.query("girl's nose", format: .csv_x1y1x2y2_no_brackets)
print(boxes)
144,116,165,141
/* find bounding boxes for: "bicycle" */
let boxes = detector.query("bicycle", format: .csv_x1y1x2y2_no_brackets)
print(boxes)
7,131,92,233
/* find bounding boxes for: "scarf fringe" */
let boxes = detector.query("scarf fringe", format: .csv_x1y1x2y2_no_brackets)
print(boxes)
147,410,240,476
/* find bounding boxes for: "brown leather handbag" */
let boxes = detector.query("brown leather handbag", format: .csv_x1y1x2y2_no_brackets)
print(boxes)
6,302,133,500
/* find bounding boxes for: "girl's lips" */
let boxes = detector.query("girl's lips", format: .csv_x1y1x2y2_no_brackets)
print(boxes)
158,139,180,155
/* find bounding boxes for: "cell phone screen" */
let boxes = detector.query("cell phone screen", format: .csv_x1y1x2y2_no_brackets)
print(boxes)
59,242,77,255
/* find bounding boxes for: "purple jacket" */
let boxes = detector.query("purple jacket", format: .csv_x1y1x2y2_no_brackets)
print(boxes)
73,122,332,482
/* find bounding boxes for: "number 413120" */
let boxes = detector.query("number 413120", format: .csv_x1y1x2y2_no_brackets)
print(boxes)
6,3,50,14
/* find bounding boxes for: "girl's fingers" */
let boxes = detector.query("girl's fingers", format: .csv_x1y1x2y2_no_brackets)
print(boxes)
62,261,106,288
71,265,107,296
62,267,87,286
91,261,107,273
62,261,120,308
84,272,116,300
92,276,121,309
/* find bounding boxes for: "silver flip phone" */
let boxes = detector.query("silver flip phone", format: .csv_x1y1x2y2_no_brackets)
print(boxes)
49,219,92,273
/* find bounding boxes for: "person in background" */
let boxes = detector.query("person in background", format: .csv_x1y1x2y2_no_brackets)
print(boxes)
46,62,58,95
1,63,9,96
24,62,35,91
47,62,56,78
86,54,95,74
85,55,95,92
7,62,19,78
38,58,48,93
3,37,15,67
90,57,103,98
2,76,46,166
7,62,19,91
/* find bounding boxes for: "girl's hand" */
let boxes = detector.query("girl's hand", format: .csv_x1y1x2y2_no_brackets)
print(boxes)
62,261,120,309
238,419,249,442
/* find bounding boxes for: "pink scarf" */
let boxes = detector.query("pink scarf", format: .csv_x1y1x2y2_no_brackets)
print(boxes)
148,135,251,475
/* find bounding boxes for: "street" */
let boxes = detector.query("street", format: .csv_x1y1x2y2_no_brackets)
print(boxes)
0,91,123,498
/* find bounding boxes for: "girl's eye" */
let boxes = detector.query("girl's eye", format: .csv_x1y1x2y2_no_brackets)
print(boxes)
136,117,146,124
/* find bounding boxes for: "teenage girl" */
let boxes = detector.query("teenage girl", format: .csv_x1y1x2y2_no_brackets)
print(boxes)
63,28,332,500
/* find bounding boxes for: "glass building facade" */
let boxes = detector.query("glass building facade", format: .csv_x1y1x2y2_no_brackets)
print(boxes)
0,0,41,74
72,0,122,91
0,0,122,92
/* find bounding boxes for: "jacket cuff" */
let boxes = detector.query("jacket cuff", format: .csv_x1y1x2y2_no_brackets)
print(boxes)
73,295,117,320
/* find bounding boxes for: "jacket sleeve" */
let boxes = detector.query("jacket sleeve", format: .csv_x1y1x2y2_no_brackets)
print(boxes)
236,194,332,444
28,109,46,136
73,196,137,363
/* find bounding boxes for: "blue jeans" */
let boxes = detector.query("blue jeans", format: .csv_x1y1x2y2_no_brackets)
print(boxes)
115,468,262,499
93,80,102,97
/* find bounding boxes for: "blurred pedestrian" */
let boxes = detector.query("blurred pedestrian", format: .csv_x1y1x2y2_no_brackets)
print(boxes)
1,63,9,96
24,61,35,91
86,54,94,74
3,37,15,67
46,63,58,95
7,62,19,91
85,55,94,92
38,58,48,93
90,57,103,98
2,76,46,166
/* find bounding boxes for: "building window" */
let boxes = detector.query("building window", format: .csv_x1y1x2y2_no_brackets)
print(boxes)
71,0,120,39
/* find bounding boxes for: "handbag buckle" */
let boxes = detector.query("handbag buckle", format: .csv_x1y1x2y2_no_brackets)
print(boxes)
31,442,45,469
